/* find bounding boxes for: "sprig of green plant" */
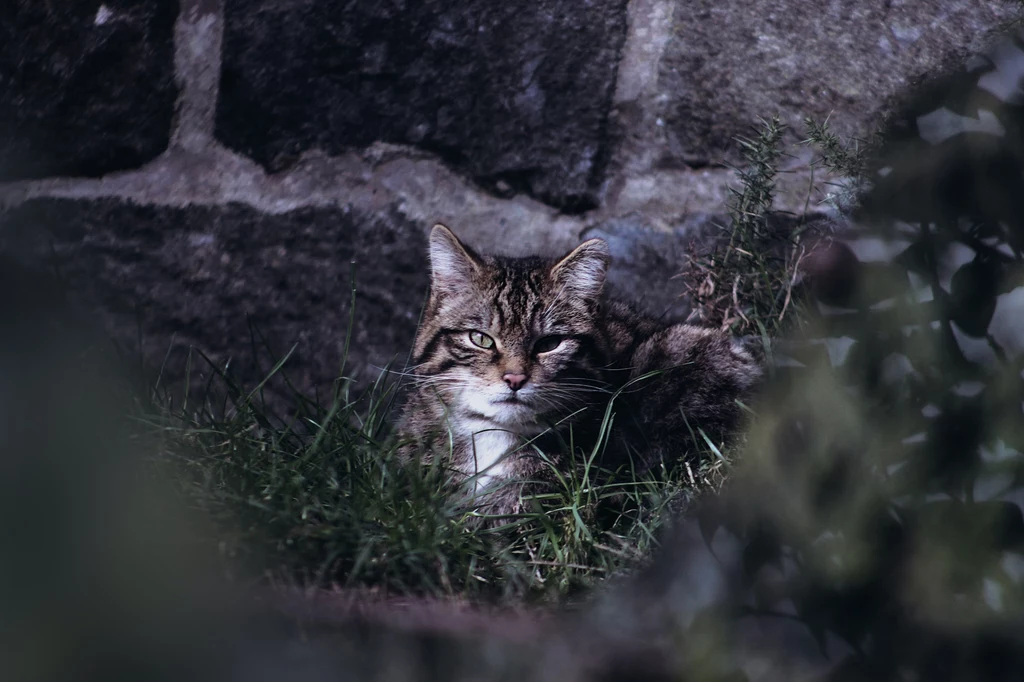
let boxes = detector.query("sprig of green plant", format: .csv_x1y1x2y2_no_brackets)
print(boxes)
803,114,869,211
682,114,874,348
725,115,787,261
683,115,810,342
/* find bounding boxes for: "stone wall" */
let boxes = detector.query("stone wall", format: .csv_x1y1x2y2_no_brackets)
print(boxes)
0,0,1019,399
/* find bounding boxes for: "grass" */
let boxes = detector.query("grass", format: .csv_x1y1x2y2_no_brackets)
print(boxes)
142,344,728,604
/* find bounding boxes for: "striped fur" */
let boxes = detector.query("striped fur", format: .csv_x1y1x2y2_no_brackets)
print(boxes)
397,224,761,516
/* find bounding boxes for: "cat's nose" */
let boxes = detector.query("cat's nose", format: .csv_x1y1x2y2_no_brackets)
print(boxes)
502,373,529,392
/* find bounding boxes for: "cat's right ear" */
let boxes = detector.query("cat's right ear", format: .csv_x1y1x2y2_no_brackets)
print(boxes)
429,223,480,286
550,238,610,301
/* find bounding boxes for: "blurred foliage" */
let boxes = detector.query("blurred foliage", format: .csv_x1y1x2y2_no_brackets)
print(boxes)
610,28,1024,682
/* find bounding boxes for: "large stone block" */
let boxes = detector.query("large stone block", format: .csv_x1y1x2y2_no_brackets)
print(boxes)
0,200,429,404
658,0,1018,166
0,1,178,181
582,213,718,321
216,0,628,211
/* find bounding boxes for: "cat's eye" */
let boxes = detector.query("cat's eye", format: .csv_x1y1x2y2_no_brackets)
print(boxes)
468,330,495,349
533,335,564,354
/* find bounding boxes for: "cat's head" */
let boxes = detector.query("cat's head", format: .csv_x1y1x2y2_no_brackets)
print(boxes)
411,224,611,430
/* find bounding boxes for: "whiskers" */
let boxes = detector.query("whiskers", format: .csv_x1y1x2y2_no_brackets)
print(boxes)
528,378,611,417
403,375,466,392
388,359,615,426
374,364,469,398
552,377,612,394
373,361,431,380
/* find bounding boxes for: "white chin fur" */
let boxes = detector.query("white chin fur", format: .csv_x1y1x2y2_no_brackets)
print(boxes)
453,387,542,495
458,385,541,432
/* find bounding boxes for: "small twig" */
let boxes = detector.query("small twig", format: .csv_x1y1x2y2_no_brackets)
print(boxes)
778,245,807,322
592,542,637,559
518,561,607,572
732,274,751,327
525,544,545,583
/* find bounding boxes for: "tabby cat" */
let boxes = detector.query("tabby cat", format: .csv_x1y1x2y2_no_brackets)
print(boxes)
397,224,761,515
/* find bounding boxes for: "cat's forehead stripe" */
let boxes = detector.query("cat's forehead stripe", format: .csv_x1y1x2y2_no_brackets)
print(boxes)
490,262,543,334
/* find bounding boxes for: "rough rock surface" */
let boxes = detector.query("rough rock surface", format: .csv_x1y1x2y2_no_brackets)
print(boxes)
0,199,429,402
0,0,1021,400
0,0,178,181
216,0,628,211
583,213,721,321
655,0,1019,167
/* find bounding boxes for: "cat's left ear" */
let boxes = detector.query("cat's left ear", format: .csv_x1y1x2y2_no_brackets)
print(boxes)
550,238,609,300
